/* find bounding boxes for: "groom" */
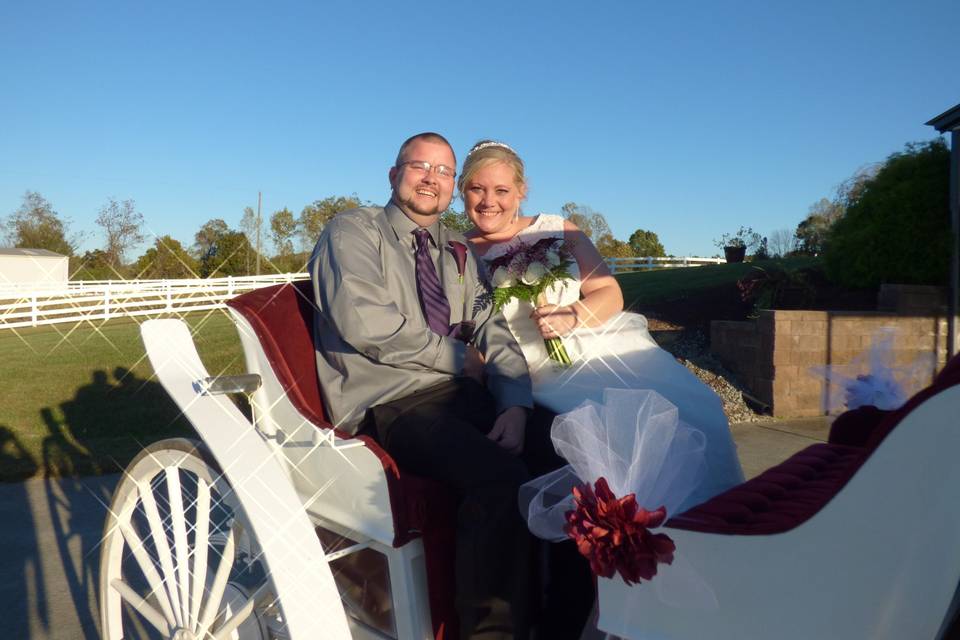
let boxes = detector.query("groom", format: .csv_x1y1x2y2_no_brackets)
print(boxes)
310,132,550,636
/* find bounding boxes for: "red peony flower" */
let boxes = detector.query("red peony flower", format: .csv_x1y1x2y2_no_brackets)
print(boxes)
564,476,675,586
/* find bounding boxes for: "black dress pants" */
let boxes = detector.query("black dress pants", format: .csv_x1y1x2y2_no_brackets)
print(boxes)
362,378,593,640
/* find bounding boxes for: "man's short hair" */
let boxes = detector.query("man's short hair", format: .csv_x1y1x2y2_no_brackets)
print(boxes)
395,132,456,167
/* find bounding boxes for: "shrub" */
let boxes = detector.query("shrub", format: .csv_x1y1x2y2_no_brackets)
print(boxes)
824,140,950,288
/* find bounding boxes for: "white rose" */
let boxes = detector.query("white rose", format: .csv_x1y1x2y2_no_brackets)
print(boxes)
492,267,514,288
521,262,548,285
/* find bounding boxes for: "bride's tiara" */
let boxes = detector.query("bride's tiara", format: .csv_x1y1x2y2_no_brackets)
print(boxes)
467,140,516,157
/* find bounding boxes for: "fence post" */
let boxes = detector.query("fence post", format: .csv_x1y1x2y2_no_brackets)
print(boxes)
228,275,234,297
646,256,653,269
104,286,110,320
683,256,689,267
165,281,173,312
31,294,38,327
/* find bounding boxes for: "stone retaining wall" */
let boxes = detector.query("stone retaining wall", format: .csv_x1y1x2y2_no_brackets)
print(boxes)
711,310,949,417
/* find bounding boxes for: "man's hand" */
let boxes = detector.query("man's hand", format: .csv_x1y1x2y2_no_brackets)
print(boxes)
530,303,579,339
464,344,486,383
486,406,527,455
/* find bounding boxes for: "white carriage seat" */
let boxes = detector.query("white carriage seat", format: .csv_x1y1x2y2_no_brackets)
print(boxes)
598,352,960,640
226,280,458,638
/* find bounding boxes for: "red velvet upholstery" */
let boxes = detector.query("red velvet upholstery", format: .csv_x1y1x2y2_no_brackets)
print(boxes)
226,281,457,639
668,351,960,535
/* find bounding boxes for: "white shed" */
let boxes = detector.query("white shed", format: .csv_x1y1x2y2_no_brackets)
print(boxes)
0,248,69,286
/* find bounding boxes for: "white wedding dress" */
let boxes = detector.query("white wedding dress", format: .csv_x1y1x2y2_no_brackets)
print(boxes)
483,214,744,509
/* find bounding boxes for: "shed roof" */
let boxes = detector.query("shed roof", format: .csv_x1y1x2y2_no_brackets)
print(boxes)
926,103,960,133
0,248,66,258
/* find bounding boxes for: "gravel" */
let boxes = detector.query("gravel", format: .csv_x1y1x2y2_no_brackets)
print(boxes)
655,329,765,424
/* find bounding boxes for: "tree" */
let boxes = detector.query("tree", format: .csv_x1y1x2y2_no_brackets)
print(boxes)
133,236,199,279
96,198,144,266
270,208,297,256
200,230,260,277
440,207,472,233
561,202,611,240
194,218,230,261
768,228,796,257
627,229,665,257
793,198,843,255
595,234,634,258
825,139,950,288
239,206,262,273
298,195,361,250
70,249,118,280
4,191,77,255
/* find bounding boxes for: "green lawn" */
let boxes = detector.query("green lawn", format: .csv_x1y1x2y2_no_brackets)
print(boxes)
0,310,245,482
616,256,819,310
0,258,821,482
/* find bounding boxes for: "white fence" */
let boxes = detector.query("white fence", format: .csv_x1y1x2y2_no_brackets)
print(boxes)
604,256,723,273
1,256,722,329
0,273,309,329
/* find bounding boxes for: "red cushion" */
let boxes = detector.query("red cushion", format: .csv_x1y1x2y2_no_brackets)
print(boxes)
668,351,960,536
227,281,457,638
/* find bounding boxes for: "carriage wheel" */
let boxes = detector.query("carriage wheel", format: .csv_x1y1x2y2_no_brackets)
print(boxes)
100,438,283,640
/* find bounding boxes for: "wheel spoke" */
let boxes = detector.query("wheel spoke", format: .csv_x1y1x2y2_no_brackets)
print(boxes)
197,522,236,638
189,475,211,630
137,477,184,628
212,598,255,640
110,578,171,636
166,466,192,625
118,521,178,629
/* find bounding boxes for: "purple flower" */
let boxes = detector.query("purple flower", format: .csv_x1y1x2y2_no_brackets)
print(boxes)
447,241,468,283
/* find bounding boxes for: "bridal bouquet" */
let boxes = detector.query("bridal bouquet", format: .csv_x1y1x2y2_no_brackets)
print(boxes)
486,237,575,364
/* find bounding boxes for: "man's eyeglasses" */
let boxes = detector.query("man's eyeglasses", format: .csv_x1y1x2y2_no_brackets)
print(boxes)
399,160,456,179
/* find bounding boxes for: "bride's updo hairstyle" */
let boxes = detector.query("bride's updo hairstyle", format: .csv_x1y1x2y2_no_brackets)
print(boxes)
457,140,528,198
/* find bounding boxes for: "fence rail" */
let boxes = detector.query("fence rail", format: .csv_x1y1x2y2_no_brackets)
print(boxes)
1,256,722,329
0,273,309,329
604,256,723,273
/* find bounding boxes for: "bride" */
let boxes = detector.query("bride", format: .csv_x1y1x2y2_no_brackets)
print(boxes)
460,140,744,506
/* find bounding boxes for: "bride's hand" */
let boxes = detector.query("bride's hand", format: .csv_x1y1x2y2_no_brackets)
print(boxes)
530,304,579,339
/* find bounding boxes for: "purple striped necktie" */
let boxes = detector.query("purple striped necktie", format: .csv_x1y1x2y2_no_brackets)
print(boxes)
413,228,451,335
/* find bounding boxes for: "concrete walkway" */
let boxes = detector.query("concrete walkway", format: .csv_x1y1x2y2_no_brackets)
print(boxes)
0,419,830,639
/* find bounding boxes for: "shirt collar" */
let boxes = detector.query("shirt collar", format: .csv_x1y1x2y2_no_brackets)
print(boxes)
385,199,441,247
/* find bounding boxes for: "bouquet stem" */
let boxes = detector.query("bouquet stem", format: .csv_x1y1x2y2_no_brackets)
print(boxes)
544,337,572,366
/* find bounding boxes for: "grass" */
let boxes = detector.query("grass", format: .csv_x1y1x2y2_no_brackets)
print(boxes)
617,256,819,310
0,257,821,482
0,309,245,482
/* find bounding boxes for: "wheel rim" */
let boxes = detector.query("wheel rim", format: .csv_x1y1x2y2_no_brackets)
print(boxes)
100,440,272,640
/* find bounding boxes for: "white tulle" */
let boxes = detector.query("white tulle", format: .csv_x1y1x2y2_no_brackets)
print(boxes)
809,328,935,412
519,389,707,542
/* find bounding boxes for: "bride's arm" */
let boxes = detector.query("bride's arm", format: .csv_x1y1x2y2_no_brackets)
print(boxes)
531,220,624,338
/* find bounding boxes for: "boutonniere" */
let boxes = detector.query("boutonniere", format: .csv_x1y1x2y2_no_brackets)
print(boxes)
445,240,474,342
447,240,468,283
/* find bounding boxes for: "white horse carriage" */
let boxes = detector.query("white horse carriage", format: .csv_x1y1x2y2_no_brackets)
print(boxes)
98,280,960,639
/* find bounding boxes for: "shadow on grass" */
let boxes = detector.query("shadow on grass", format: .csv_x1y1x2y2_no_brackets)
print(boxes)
31,366,196,639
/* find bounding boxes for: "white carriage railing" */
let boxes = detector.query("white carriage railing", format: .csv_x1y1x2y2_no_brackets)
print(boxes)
0,273,309,329
604,256,723,273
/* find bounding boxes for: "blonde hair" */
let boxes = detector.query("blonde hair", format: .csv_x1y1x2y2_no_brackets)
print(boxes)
457,140,527,198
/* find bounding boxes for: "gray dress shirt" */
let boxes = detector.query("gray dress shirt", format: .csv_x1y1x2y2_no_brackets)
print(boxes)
309,202,533,433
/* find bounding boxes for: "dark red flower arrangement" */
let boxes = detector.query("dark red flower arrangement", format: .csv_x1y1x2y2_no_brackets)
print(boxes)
564,477,676,586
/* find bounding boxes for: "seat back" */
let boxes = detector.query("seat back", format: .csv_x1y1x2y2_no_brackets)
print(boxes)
226,280,331,429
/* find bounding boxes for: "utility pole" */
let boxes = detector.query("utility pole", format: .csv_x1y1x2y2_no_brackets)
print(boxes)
256,191,262,276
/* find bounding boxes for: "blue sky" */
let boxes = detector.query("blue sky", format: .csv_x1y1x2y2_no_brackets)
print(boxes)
0,0,955,258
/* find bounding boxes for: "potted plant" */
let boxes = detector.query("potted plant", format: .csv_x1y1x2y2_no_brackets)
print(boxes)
714,226,762,263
